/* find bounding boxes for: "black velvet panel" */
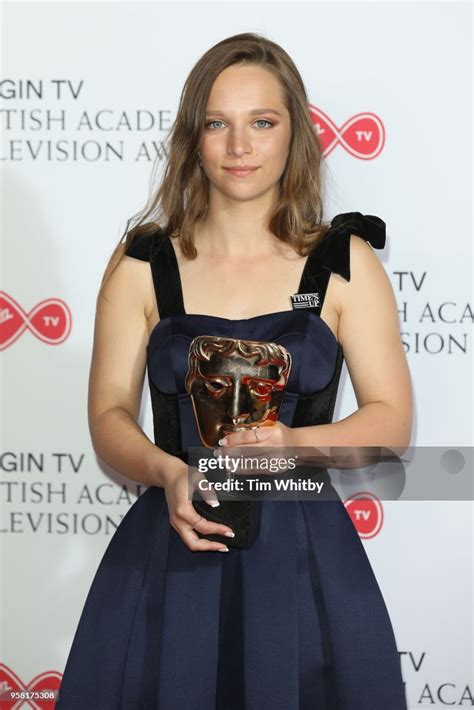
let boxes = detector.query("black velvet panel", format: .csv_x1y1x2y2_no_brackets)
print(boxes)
291,345,345,428
148,374,187,463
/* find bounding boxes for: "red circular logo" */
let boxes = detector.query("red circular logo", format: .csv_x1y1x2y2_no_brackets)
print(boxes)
344,492,384,538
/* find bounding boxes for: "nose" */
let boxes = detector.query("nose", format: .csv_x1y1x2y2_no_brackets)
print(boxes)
226,126,252,157
228,379,250,425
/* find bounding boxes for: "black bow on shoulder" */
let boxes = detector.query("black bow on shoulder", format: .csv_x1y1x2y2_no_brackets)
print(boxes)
319,212,386,281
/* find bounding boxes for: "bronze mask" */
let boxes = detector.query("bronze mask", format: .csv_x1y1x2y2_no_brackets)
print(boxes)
185,335,292,447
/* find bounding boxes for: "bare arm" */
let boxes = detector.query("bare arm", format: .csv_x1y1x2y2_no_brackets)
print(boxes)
88,245,236,550
87,247,178,487
292,234,413,456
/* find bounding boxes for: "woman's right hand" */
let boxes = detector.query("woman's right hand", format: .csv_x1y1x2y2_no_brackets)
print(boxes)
162,459,235,552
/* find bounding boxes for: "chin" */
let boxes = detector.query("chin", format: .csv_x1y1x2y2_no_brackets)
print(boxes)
211,182,277,202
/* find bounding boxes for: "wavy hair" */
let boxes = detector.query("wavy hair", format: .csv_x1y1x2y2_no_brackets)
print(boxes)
102,32,331,288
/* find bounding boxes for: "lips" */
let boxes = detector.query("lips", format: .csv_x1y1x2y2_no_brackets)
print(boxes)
224,166,258,177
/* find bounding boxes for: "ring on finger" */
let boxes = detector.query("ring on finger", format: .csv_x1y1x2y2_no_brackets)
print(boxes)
191,514,203,530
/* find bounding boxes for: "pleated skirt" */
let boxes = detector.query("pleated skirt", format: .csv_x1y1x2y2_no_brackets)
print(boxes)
56,484,407,709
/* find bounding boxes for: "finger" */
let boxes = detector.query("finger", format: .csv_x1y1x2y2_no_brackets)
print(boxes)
176,500,234,539
179,525,231,552
192,514,236,540
188,466,220,507
176,514,235,552
221,425,274,447
188,467,220,507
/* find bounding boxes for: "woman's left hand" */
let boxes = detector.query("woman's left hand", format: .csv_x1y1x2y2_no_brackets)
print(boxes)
213,421,299,476
218,420,295,448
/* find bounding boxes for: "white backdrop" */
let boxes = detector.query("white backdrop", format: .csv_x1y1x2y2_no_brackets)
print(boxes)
1,1,472,707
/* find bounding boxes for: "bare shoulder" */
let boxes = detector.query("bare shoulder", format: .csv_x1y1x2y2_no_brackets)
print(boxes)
334,233,392,314
336,235,412,431
108,248,156,322
88,248,154,424
337,234,398,344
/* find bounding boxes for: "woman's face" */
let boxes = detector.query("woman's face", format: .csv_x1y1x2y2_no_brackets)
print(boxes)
199,64,291,205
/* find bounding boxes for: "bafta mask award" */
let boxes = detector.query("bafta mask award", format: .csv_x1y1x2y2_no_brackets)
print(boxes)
185,335,292,548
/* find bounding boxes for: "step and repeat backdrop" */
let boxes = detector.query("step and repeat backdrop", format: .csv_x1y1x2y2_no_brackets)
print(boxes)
1,1,472,708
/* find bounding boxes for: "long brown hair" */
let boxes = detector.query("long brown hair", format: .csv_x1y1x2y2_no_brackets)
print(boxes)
102,32,330,288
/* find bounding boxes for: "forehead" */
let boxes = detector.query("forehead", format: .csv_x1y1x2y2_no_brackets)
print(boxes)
207,64,286,111
197,351,279,377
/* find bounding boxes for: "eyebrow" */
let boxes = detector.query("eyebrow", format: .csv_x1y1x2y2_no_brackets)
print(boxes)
205,108,282,117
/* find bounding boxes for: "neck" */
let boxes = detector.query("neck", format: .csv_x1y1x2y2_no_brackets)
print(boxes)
194,189,283,257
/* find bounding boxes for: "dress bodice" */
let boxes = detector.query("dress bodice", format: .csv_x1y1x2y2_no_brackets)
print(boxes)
147,310,338,396
125,212,386,459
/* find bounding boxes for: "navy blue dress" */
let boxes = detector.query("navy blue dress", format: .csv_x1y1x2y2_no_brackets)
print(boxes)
57,213,407,709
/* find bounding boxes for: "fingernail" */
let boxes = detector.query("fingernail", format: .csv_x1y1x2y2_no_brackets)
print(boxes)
218,438,228,446
218,546,229,552
224,531,235,538
210,501,220,507
213,449,219,457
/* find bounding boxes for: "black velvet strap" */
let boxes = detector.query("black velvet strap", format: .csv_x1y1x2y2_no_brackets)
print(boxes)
295,211,386,317
124,227,185,319
149,232,185,319
124,231,154,261
127,212,385,322
296,252,331,318
320,211,386,282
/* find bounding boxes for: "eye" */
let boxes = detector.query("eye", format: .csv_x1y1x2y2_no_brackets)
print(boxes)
204,119,274,130
204,379,228,397
205,120,225,130
254,119,273,129
250,382,275,399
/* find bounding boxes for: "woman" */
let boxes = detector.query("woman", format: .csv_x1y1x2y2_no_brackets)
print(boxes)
57,32,412,709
